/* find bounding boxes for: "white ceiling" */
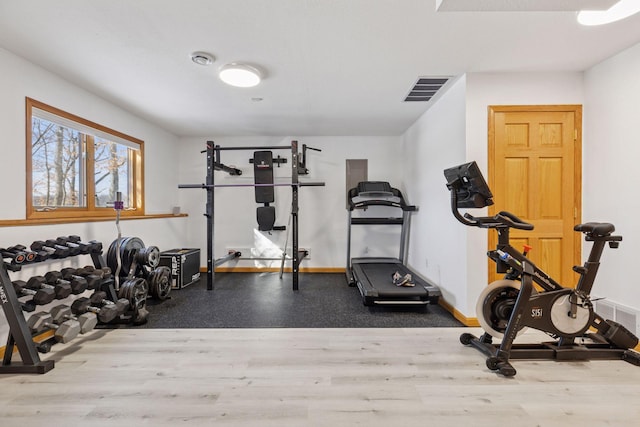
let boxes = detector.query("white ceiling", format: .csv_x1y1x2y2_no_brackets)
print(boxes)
1,0,640,137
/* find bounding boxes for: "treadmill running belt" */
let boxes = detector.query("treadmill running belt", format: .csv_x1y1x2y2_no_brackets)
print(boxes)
353,261,429,299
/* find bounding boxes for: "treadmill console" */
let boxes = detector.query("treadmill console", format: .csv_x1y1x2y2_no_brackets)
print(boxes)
356,181,393,197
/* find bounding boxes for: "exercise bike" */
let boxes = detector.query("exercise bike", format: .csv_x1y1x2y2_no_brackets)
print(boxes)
444,161,640,377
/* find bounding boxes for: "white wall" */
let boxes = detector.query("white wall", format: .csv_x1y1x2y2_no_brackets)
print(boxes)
583,42,640,309
0,46,187,251
401,76,468,310
177,136,403,270
0,47,187,340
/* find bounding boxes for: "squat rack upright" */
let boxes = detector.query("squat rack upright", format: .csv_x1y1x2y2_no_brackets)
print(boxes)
179,140,324,291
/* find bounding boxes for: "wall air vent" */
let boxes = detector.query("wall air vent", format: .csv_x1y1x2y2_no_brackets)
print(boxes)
403,77,450,102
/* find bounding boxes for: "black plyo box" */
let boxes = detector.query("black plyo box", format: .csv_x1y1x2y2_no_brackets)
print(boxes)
159,248,201,289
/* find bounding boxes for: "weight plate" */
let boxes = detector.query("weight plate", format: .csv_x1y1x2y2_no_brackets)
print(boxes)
138,246,160,268
149,266,171,300
106,237,146,277
118,277,148,311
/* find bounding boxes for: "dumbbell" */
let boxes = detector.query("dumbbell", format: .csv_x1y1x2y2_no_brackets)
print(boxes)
73,267,105,289
7,245,39,262
27,312,80,343
46,239,73,258
12,244,50,262
68,235,103,254
81,265,113,280
30,240,67,259
26,275,72,299
60,267,94,291
47,270,88,294
89,291,130,315
43,271,81,295
49,304,98,334
12,280,56,306
71,297,120,323
1,247,27,264
54,237,83,256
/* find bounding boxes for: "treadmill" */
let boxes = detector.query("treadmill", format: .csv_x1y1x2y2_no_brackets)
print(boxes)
346,181,441,306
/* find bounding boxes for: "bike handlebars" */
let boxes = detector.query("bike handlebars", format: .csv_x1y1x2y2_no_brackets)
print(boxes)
449,189,533,230
462,211,534,230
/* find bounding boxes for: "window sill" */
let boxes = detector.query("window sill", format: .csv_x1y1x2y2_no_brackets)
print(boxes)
0,213,188,227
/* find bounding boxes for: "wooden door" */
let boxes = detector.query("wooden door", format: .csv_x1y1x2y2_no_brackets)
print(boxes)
488,105,582,287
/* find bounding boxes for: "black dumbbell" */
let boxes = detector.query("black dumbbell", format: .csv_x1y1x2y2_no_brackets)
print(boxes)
45,239,72,258
71,297,119,323
68,236,103,254
47,269,87,294
27,312,80,343
50,304,98,334
43,271,81,295
26,275,72,299
13,244,49,262
54,237,82,256
30,241,67,259
73,267,104,289
59,236,92,254
1,247,27,264
60,268,92,292
81,265,113,280
8,245,39,262
89,291,130,315
12,280,56,306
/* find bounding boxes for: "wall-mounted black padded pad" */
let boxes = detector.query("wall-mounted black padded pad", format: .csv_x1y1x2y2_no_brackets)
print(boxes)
257,206,276,231
254,151,274,203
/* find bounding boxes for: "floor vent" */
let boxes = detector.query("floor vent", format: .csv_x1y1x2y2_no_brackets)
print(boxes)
403,77,450,102
595,299,615,321
595,299,638,336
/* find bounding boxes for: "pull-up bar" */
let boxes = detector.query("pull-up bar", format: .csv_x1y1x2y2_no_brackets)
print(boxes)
179,140,323,291
179,182,325,189
211,145,291,151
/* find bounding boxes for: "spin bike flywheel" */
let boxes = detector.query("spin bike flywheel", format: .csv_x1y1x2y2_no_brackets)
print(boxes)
476,279,528,339
549,292,592,337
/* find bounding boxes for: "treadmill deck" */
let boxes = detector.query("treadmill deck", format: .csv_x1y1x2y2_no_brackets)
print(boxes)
350,257,441,305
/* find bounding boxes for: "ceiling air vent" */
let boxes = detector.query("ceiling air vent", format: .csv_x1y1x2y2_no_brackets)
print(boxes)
403,77,450,102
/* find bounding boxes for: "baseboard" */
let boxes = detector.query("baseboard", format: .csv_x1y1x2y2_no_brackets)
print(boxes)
438,298,480,327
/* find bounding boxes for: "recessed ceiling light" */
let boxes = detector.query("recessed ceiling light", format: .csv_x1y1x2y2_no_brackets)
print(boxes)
219,63,262,87
190,51,215,66
577,0,640,25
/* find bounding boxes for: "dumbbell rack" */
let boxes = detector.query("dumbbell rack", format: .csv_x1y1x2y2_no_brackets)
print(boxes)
0,260,54,373
0,238,106,374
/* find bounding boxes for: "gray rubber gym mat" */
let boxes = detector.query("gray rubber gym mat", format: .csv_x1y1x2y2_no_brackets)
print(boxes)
138,273,462,328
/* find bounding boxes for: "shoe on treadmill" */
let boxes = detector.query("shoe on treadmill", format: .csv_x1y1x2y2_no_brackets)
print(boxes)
401,273,415,287
392,271,406,286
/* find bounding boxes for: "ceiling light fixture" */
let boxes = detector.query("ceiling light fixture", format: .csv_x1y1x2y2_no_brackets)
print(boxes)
577,0,640,26
219,63,262,87
190,51,215,66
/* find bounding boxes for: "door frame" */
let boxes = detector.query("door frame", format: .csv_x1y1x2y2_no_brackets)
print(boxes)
487,104,583,285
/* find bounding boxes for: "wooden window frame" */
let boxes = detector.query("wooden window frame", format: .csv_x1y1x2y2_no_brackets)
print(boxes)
26,97,145,221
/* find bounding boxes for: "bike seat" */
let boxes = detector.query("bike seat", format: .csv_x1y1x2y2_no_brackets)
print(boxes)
574,222,615,237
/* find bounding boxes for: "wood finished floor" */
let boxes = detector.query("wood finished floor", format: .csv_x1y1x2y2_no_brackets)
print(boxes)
1,327,640,426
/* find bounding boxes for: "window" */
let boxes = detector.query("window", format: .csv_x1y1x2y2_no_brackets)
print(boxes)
26,98,144,221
